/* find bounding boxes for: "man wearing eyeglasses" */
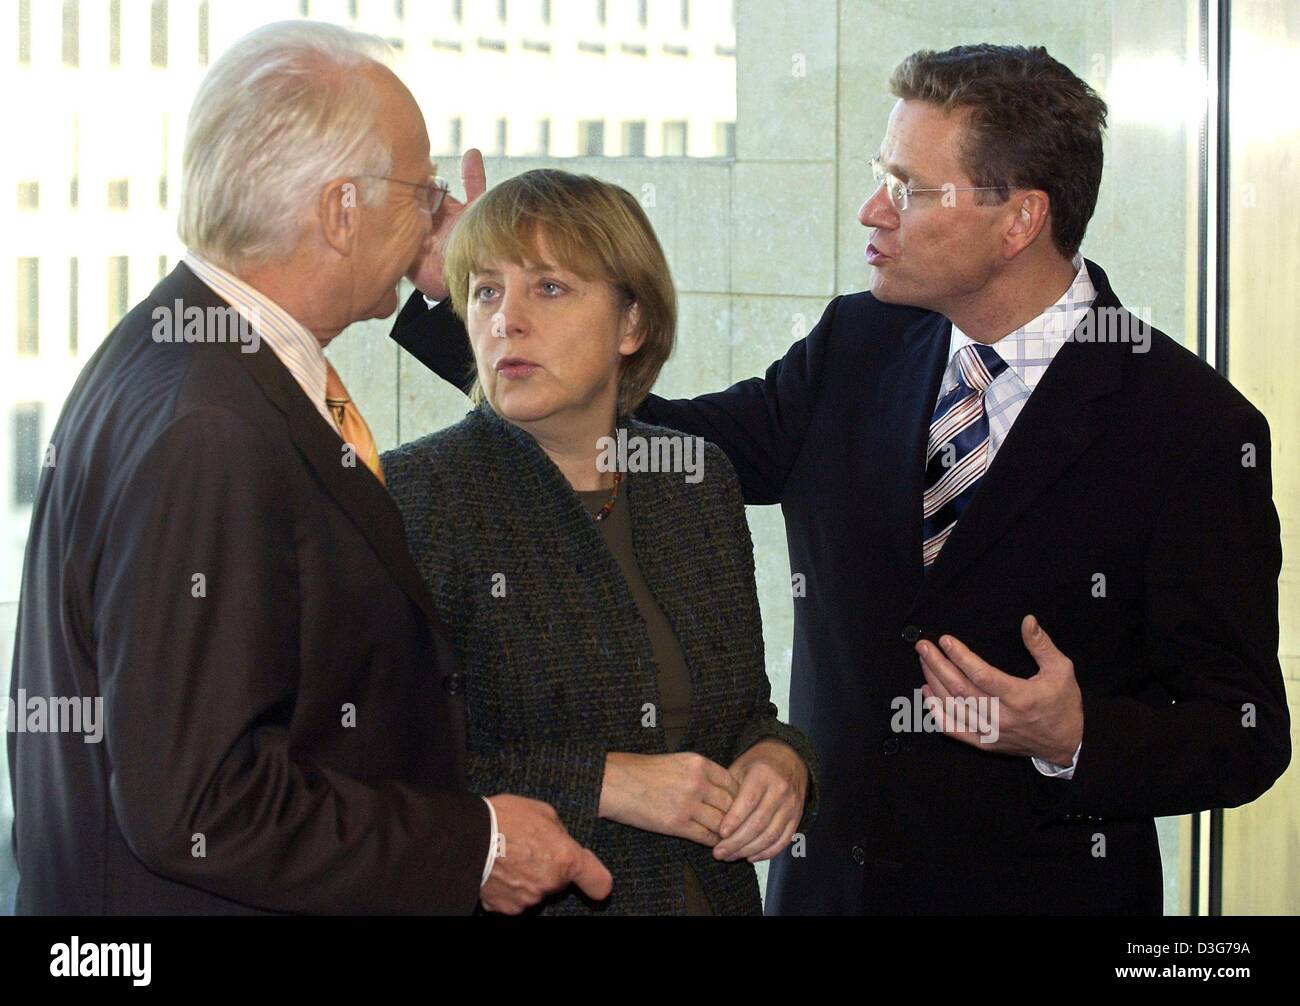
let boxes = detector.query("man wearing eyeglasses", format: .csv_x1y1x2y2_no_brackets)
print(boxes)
393,43,1288,915
8,21,611,916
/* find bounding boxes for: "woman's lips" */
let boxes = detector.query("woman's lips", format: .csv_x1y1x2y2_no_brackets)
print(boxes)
495,358,540,379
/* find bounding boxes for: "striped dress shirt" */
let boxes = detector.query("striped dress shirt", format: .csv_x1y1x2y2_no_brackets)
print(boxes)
934,254,1096,779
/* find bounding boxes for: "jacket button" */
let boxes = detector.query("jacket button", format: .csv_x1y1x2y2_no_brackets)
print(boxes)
851,844,866,866
901,624,922,643
443,673,465,695
882,737,900,755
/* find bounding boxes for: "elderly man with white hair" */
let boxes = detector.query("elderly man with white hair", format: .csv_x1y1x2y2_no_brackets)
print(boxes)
7,20,610,915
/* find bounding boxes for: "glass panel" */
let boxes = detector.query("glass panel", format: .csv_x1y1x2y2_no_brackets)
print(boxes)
1220,0,1300,917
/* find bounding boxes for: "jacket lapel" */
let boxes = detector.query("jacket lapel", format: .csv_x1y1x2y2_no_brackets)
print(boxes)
154,264,448,636
916,259,1126,598
875,310,952,601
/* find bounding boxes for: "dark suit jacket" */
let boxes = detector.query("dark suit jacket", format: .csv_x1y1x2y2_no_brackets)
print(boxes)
390,258,1289,915
8,263,489,914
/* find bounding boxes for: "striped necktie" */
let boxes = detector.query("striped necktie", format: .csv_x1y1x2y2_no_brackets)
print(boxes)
325,361,385,486
921,343,1008,567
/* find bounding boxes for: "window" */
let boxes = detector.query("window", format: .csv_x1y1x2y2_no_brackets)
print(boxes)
395,0,405,17
159,114,169,208
535,118,551,155
69,259,79,355
662,120,688,156
70,114,79,208
109,0,121,66
497,0,508,21
495,117,508,156
680,0,690,28
541,0,551,25
151,0,168,68
622,121,646,157
17,181,39,211
347,0,359,21
18,259,39,357
199,1,209,64
63,0,80,67
446,116,462,155
17,0,31,65
107,257,130,328
452,0,463,23
638,0,648,27
596,0,606,27
158,255,168,279
578,120,605,156
12,404,44,507
715,121,736,157
108,179,129,210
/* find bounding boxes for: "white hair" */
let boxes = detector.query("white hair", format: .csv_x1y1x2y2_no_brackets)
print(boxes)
179,20,395,269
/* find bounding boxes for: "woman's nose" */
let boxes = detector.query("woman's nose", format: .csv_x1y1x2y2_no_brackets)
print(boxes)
495,289,529,337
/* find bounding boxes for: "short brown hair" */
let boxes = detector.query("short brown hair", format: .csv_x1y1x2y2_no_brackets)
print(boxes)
443,169,677,416
889,44,1108,258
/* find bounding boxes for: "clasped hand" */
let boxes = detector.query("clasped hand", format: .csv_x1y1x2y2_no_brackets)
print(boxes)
601,740,807,864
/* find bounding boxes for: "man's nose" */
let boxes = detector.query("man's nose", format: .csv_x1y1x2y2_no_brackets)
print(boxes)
859,184,897,230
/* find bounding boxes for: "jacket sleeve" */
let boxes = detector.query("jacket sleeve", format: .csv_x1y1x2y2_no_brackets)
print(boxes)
382,442,609,853
1036,404,1291,819
388,288,842,506
707,446,820,834
390,292,477,393
98,408,490,915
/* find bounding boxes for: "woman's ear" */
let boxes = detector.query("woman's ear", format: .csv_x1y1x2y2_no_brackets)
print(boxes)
618,300,645,356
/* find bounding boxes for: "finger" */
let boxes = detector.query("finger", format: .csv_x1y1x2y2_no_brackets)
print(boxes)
920,663,953,702
684,821,721,846
938,634,1015,697
716,772,763,839
704,759,740,799
916,639,979,699
716,782,780,859
924,691,988,748
731,805,791,860
1021,614,1067,675
691,802,726,838
750,816,800,864
570,847,613,902
461,148,487,202
738,805,795,863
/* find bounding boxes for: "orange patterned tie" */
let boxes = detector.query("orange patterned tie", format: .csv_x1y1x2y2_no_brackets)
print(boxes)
325,360,385,486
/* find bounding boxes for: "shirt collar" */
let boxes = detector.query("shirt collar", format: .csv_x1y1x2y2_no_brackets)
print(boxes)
948,254,1096,393
183,251,334,428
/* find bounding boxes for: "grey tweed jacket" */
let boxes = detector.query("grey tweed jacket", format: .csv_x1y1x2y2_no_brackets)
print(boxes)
382,401,818,915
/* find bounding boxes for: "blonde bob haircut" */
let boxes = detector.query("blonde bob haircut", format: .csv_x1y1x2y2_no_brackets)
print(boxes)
443,169,677,416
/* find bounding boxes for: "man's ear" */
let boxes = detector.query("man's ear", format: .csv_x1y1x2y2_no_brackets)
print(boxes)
1003,189,1051,259
318,177,361,257
618,300,645,356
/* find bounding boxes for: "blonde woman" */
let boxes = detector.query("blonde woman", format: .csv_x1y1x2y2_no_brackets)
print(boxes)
383,170,816,915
